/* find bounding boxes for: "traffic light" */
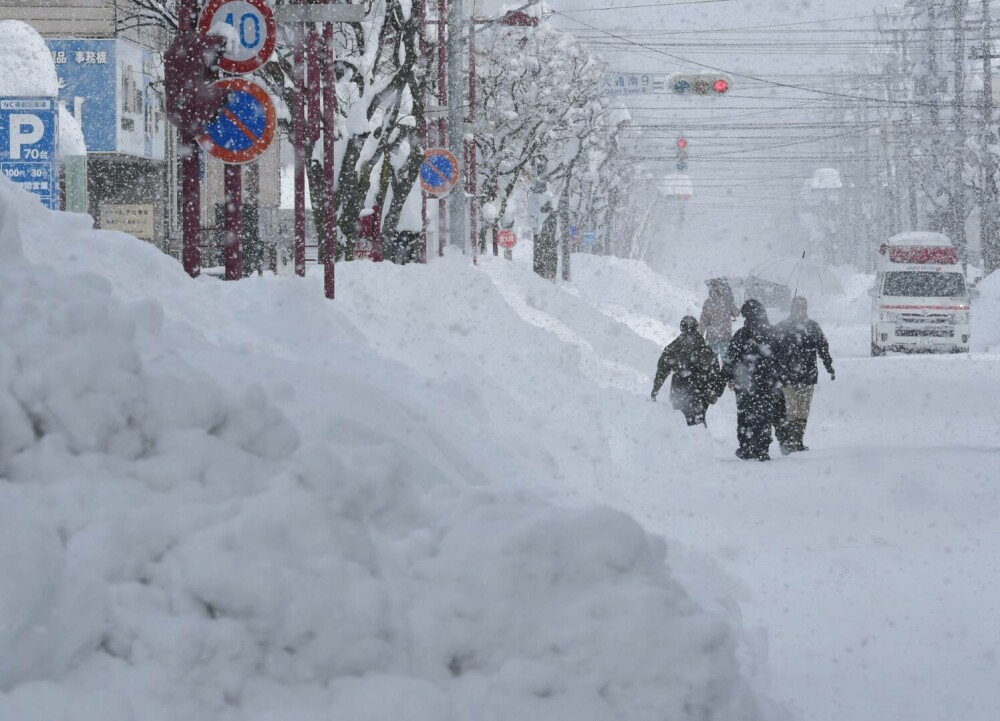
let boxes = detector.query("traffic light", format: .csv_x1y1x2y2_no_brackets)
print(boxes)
164,31,231,137
676,137,689,171
670,73,732,96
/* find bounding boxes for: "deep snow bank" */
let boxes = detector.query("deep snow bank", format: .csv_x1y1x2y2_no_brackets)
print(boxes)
0,177,770,719
972,271,1000,352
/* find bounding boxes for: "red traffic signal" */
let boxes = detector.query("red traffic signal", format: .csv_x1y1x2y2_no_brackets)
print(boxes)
677,137,688,149
164,31,231,137
669,73,733,96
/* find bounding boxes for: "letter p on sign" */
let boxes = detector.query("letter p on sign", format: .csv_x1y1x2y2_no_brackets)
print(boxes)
10,114,43,159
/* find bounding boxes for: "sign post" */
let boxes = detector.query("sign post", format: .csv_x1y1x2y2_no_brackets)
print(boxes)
0,98,57,209
197,0,276,282
276,1,363,299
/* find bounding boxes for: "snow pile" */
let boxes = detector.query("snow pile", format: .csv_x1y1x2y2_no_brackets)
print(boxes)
0,20,58,96
0,173,770,720
887,231,952,247
972,270,1000,352
57,105,86,157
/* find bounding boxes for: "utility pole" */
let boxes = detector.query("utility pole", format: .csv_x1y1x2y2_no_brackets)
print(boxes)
900,26,919,230
951,0,969,263
447,0,468,255
980,0,1000,273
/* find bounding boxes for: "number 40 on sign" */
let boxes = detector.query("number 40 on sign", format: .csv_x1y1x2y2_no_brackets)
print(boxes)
199,0,277,75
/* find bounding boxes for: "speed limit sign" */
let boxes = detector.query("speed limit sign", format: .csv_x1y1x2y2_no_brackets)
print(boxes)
199,0,277,75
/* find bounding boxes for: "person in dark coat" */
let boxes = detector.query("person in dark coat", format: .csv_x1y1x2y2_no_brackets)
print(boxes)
723,299,783,461
774,296,835,453
651,316,724,427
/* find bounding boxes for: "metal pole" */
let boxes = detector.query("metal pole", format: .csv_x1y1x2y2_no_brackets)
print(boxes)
437,0,448,256
323,22,337,298
952,0,969,263
468,19,478,262
179,0,201,277
418,0,428,263
980,0,999,273
447,0,467,255
223,164,243,279
293,22,307,276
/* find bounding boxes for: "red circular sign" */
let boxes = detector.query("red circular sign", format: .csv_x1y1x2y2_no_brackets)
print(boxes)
497,229,517,249
199,78,276,164
199,0,276,75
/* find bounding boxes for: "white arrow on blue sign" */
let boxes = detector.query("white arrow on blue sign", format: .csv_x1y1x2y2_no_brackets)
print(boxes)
0,98,57,209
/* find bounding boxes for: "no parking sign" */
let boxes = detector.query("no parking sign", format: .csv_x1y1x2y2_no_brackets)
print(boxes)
199,78,276,164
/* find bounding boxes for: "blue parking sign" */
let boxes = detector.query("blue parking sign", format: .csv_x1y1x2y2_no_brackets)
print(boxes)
1,98,57,209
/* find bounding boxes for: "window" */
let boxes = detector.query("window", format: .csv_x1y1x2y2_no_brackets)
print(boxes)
883,271,966,298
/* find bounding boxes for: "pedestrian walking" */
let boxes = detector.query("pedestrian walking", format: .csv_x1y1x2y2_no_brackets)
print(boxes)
700,279,740,357
774,296,835,454
723,299,783,461
651,316,724,427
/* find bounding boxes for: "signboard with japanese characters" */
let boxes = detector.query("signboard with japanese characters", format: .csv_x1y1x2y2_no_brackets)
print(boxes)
47,38,165,161
100,203,156,240
602,73,667,97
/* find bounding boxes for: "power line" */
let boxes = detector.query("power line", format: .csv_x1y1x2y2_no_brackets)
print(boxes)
553,9,988,109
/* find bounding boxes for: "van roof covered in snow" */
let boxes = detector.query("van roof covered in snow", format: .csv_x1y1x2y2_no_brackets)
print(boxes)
887,231,952,247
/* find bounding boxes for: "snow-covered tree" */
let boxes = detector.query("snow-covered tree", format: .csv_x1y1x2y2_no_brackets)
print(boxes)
473,23,614,277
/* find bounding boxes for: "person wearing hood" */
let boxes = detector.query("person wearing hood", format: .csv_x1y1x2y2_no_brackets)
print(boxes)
723,299,783,461
700,279,740,356
651,316,724,427
774,296,835,453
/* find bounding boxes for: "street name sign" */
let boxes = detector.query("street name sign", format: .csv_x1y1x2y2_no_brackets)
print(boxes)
602,73,667,97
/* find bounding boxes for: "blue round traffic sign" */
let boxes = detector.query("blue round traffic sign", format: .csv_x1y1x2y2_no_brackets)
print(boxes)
199,78,276,164
420,148,460,196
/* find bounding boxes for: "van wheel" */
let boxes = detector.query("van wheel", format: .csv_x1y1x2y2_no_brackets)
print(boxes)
871,342,885,357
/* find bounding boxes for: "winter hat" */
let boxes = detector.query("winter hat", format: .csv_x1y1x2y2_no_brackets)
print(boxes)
740,299,769,328
791,295,808,317
680,316,698,333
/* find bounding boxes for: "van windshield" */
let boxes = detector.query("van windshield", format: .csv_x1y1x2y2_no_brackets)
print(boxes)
883,271,966,298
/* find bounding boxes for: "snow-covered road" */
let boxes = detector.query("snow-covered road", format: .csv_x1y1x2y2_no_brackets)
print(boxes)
5,173,998,721
598,311,1000,721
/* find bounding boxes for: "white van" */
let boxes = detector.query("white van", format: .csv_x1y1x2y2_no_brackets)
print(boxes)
868,232,977,356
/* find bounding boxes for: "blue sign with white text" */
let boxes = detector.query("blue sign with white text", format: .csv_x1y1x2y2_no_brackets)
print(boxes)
47,39,117,153
1,97,57,209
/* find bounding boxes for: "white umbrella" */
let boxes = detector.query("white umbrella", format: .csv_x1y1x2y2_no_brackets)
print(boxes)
748,255,845,297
